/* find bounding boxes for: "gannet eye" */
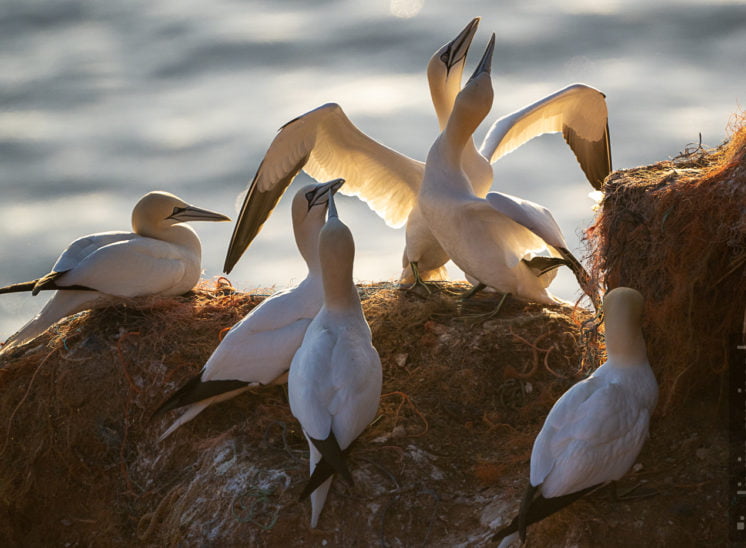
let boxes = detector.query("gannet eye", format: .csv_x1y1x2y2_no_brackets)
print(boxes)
440,50,450,64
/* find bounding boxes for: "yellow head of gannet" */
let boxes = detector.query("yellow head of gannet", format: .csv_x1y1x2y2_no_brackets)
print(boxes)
0,191,230,354
493,287,658,544
289,189,382,528
152,179,345,441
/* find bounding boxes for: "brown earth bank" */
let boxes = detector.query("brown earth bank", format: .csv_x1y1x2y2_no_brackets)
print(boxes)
0,281,730,547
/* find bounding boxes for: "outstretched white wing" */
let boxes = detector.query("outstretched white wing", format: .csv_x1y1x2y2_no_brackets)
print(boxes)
479,84,611,189
225,103,424,272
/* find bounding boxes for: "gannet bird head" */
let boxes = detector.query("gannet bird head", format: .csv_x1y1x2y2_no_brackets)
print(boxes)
131,191,230,239
428,17,480,127
291,178,345,269
603,286,647,364
449,33,495,136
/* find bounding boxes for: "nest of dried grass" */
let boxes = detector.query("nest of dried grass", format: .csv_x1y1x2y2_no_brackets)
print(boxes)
0,280,597,545
586,118,746,413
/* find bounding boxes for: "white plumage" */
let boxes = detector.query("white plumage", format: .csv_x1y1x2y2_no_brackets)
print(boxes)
288,190,382,529
417,36,600,305
153,179,344,440
223,18,482,284
0,191,230,355
494,287,658,544
224,19,610,290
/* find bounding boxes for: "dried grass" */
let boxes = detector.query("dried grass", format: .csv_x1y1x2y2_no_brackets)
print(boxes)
585,116,746,412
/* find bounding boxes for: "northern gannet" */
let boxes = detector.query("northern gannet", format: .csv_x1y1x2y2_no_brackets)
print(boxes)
288,189,382,528
493,287,658,545
417,35,598,306
0,191,230,354
223,19,610,292
153,179,344,440
223,18,482,283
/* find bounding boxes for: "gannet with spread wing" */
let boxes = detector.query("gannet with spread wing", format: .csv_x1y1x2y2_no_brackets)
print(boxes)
153,179,344,440
0,191,230,355
223,20,610,293
493,287,657,545
418,35,601,306
289,190,382,528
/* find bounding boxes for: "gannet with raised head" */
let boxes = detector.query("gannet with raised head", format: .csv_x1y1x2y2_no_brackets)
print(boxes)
288,190,382,529
223,18,482,283
0,191,230,354
493,287,658,545
223,19,610,292
417,35,598,306
153,179,344,440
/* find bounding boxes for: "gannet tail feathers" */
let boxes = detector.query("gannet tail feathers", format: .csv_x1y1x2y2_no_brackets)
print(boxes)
1,291,105,355
309,432,353,484
299,456,335,501
492,483,598,542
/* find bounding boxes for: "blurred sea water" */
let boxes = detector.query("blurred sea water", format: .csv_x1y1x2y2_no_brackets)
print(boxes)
1,0,744,339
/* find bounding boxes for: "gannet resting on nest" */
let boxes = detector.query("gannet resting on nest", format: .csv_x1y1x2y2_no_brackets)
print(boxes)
0,191,230,355
288,189,382,528
493,287,658,546
152,179,344,441
417,35,601,307
223,18,610,293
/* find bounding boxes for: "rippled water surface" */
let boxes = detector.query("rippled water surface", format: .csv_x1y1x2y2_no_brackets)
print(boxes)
1,0,744,339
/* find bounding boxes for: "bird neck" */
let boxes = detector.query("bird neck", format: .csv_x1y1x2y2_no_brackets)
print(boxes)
605,317,648,366
319,219,358,311
136,222,201,254
295,217,325,275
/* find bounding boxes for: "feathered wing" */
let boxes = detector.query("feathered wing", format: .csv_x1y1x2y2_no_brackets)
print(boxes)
0,232,138,295
532,379,650,497
224,103,424,272
479,84,611,189
485,192,568,251
59,237,188,297
485,192,598,306
465,200,553,270
155,284,322,438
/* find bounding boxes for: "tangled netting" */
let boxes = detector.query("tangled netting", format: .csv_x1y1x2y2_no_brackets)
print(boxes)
585,118,746,413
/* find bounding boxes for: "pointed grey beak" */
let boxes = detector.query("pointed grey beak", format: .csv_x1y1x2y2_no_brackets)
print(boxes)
443,17,480,72
468,33,495,82
168,205,231,223
306,178,345,210
326,190,339,219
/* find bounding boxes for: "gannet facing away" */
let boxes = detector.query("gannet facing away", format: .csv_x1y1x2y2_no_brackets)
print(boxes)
0,191,230,354
288,190,382,528
223,18,482,283
153,179,344,440
417,36,598,306
493,287,658,545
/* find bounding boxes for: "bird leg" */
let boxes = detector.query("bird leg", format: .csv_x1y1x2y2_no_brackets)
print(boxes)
405,262,436,296
456,292,511,324
612,480,658,501
458,282,487,301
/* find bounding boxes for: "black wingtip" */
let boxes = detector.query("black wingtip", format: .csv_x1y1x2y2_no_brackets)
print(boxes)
0,280,39,295
493,483,599,542
309,432,353,483
150,376,250,420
